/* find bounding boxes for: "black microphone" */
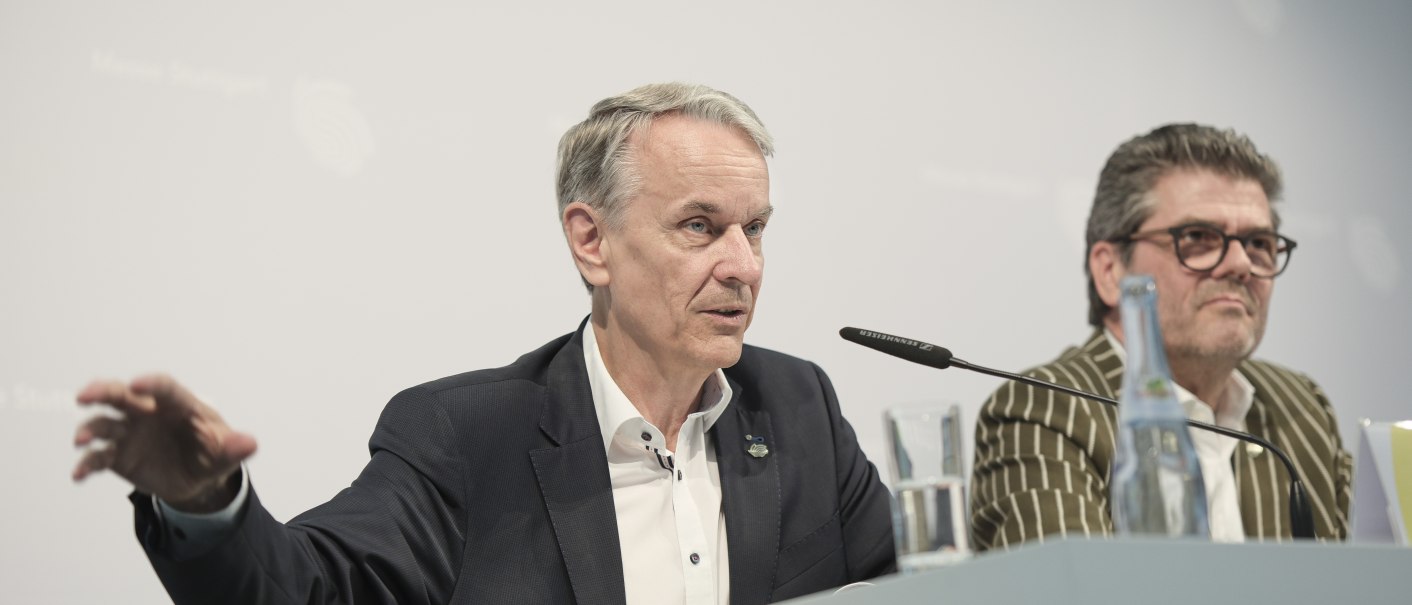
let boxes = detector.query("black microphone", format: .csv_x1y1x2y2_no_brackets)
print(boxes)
838,327,955,370
840,326,1316,540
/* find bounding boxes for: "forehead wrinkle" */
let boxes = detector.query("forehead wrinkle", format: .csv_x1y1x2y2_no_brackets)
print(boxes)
677,201,774,221
675,148,767,167
641,150,768,196
1144,198,1273,235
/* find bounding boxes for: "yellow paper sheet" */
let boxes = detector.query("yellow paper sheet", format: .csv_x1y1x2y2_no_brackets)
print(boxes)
1393,424,1412,536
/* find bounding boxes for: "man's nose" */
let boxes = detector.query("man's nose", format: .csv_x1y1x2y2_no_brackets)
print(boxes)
1211,237,1254,281
712,226,763,286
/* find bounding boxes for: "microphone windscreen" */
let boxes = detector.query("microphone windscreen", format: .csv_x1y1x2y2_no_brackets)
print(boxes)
839,327,954,370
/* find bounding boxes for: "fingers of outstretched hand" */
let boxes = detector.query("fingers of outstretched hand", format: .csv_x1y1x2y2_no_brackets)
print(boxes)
74,414,127,447
76,379,155,414
131,375,254,462
129,373,201,410
72,444,116,481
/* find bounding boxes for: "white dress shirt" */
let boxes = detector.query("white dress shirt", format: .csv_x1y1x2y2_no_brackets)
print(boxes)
583,323,732,605
1105,330,1253,543
162,324,737,602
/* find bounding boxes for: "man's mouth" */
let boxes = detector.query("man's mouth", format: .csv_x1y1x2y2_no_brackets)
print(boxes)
705,308,747,318
1201,294,1252,312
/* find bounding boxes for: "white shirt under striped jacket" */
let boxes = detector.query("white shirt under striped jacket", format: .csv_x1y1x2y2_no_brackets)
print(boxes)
969,331,1353,550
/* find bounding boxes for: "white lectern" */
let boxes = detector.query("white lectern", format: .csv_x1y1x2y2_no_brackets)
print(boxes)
783,538,1412,604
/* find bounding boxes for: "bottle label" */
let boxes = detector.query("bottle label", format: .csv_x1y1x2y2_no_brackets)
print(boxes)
1142,377,1172,399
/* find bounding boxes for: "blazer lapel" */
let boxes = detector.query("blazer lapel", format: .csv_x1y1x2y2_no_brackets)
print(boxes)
1231,370,1289,539
714,379,781,605
529,326,627,605
1079,330,1124,399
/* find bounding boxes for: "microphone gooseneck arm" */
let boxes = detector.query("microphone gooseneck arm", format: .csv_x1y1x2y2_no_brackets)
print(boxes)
841,326,1316,540
948,356,1315,539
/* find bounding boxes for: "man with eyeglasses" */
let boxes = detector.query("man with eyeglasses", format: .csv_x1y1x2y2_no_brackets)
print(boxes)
969,123,1352,549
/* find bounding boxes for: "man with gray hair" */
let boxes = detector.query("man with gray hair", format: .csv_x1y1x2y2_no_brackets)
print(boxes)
72,82,895,604
969,123,1352,550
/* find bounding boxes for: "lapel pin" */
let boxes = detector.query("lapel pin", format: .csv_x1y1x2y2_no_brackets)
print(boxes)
746,434,769,458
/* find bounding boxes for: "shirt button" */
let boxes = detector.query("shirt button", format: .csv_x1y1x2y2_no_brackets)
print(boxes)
640,431,651,441
689,553,700,565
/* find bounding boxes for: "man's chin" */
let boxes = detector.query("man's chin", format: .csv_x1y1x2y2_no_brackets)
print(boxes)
1187,331,1259,362
699,338,746,370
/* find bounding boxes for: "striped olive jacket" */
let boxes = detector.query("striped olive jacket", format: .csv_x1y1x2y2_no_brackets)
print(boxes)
969,331,1353,551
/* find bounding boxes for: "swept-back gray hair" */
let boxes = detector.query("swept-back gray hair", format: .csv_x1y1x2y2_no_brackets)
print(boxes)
556,82,774,229
1084,123,1284,328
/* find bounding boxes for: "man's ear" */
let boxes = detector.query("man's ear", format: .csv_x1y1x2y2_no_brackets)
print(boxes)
563,201,611,288
1089,240,1125,310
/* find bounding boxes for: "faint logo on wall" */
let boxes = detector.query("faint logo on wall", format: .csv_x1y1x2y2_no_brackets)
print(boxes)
0,383,79,415
90,50,377,178
293,78,377,178
90,50,270,97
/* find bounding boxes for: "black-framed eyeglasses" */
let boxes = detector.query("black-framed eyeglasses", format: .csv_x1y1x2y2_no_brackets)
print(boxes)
1113,223,1297,278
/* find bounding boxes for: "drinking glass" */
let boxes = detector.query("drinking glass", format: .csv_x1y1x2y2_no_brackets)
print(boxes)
885,404,971,572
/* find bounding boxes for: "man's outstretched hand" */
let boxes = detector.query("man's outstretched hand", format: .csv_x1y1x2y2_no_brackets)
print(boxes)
73,374,257,513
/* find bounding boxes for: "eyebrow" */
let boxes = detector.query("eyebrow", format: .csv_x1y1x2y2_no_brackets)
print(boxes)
683,201,775,220
1171,218,1276,233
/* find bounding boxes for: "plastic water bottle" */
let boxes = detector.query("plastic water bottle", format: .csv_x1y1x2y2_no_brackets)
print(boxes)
1110,275,1210,538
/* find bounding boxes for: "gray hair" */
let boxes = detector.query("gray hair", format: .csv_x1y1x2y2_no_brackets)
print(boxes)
556,82,774,228
1084,123,1284,328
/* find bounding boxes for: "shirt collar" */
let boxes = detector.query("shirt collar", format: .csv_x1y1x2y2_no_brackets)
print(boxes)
1102,328,1254,429
582,318,733,453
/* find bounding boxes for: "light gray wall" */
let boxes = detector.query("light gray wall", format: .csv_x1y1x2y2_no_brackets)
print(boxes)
3,1,1409,601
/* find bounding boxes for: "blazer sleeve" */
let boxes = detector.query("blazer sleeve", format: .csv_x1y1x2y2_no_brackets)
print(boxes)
134,386,467,605
814,363,896,581
969,372,1116,551
1305,374,1354,539
1240,361,1355,540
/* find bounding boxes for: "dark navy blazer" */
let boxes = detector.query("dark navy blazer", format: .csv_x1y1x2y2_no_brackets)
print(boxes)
134,326,895,604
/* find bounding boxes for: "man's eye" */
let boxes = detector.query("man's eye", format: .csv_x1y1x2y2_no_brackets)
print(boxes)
744,222,766,237
1248,234,1278,252
1181,227,1220,245
686,220,709,233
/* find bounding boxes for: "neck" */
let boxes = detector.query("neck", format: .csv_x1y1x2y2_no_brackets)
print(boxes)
1167,354,1237,414
1104,318,1235,414
590,301,712,447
